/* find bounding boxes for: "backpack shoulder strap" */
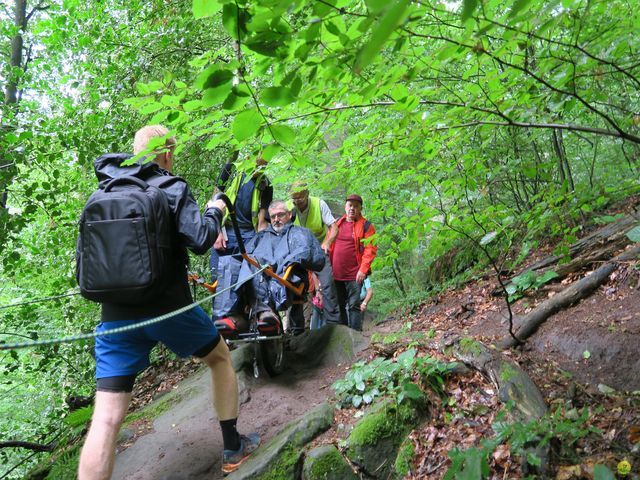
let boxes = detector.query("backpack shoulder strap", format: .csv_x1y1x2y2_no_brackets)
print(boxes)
364,220,371,233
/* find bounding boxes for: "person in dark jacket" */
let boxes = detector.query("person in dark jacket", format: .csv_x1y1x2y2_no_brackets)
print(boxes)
78,125,259,480
214,200,325,335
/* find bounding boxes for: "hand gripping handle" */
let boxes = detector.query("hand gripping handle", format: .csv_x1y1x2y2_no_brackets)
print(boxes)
213,193,245,254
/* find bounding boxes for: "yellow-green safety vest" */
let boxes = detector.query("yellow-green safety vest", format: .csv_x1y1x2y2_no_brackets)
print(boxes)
224,172,263,230
287,195,326,242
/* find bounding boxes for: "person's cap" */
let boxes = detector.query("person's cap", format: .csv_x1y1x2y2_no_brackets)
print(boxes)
290,180,309,194
346,194,363,205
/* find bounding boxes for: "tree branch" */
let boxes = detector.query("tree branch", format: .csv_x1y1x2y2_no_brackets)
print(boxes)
0,441,55,452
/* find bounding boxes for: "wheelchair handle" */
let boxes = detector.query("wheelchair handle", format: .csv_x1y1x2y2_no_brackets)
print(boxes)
213,192,246,255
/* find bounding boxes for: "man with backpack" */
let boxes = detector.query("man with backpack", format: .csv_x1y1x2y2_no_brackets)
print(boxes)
77,125,259,479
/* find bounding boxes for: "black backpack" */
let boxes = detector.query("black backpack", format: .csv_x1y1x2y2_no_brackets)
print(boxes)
76,174,175,304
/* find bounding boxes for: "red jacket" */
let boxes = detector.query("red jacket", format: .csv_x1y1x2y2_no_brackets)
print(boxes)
330,215,377,275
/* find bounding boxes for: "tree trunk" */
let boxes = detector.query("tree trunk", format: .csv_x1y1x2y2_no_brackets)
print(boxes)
1,0,27,234
5,0,27,106
499,245,640,349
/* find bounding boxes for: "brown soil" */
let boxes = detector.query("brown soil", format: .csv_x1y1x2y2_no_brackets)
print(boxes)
117,203,640,479
112,329,372,480
369,241,640,478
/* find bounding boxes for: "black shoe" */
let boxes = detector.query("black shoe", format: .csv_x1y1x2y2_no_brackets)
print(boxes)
214,315,248,339
257,311,281,336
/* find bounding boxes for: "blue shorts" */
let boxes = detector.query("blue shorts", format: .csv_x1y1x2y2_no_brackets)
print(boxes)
95,306,220,380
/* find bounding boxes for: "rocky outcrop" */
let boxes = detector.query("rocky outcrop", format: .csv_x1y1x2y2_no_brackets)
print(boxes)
344,399,426,479
227,402,334,480
302,444,358,480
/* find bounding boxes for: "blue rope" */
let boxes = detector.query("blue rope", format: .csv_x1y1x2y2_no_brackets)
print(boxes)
0,265,268,351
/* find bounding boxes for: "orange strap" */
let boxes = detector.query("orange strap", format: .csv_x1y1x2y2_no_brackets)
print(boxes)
188,257,305,297
241,253,305,297
187,273,218,293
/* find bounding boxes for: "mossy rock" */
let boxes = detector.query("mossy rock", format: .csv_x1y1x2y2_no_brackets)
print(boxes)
393,435,416,479
228,402,334,479
346,399,424,478
302,444,358,480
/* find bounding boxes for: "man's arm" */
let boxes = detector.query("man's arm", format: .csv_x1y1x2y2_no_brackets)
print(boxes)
169,180,225,255
360,286,373,311
321,222,338,254
257,208,269,231
319,199,337,254
281,228,325,272
357,222,377,283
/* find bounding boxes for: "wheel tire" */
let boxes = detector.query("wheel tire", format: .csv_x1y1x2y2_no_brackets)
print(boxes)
260,338,285,376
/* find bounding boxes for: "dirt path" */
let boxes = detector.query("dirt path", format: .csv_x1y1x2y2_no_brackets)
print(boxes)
112,326,369,480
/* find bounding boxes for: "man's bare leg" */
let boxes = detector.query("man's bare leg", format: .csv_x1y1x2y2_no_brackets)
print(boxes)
200,339,238,420
78,391,131,480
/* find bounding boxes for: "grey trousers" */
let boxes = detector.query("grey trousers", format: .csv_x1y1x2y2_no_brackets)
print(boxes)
317,254,340,324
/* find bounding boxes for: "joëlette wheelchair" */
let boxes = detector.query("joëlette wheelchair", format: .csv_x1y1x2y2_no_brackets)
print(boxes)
189,193,308,377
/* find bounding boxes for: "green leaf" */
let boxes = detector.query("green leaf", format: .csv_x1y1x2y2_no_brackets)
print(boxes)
365,0,388,14
582,350,591,360
222,91,251,111
222,3,249,40
536,270,559,286
183,100,203,112
354,0,410,73
245,31,285,57
160,95,180,108
270,124,296,144
400,382,424,401
626,225,640,243
193,0,222,19
202,84,232,107
459,448,486,480
261,143,281,160
232,108,262,142
461,0,478,22
203,69,234,89
593,465,615,480
262,86,296,107
139,102,163,115
509,0,533,18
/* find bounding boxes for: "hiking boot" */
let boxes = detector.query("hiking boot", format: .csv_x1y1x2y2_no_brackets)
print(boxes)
214,314,248,339
256,310,281,336
222,432,261,475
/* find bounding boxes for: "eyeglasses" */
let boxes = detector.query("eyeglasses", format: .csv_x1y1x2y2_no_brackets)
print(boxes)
270,211,289,219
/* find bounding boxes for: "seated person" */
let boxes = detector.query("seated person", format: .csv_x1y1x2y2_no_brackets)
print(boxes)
214,200,325,336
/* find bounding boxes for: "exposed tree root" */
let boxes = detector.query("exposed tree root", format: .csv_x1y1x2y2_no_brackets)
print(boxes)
499,245,640,349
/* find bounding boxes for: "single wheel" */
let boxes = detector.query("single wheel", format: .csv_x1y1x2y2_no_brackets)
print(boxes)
260,337,285,376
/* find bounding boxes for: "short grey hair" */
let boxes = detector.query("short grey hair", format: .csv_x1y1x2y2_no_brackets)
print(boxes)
268,200,290,213
133,125,176,154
